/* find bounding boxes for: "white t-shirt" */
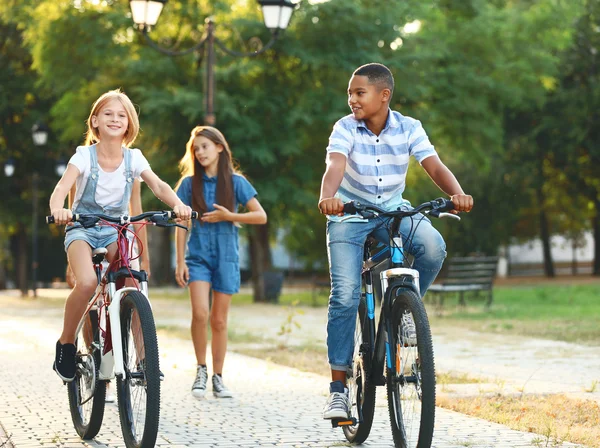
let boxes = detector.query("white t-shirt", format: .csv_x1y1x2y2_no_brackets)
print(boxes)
68,146,151,210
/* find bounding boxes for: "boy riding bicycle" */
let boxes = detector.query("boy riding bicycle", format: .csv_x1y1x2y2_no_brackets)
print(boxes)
318,63,473,419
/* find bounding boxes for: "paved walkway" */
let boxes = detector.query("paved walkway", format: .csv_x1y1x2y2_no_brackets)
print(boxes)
0,291,588,447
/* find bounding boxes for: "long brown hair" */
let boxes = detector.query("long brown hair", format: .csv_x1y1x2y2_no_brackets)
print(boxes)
176,126,237,215
84,89,140,147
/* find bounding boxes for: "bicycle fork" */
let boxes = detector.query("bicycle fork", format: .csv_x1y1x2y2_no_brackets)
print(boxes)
98,283,149,380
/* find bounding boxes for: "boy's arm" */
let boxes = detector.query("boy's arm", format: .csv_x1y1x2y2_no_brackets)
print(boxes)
421,156,473,212
318,152,347,215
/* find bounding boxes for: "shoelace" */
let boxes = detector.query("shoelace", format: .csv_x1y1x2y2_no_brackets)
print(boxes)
213,375,227,392
193,367,208,389
402,313,416,336
328,392,348,410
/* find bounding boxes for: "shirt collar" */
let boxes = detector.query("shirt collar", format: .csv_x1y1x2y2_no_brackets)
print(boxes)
203,173,217,183
356,108,399,133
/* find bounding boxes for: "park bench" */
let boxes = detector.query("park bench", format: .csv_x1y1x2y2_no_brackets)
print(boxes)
427,255,499,309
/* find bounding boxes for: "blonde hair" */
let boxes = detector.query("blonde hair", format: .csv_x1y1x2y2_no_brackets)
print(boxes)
84,89,140,147
176,126,238,214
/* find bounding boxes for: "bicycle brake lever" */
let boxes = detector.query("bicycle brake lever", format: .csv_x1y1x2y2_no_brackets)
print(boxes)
439,212,461,221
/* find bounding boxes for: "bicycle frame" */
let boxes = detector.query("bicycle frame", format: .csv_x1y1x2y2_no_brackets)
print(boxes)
361,219,421,384
73,224,150,381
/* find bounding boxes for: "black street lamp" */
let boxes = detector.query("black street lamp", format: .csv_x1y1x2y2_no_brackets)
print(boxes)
129,0,296,125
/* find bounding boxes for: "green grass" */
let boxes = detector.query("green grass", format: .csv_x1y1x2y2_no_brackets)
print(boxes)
428,283,600,343
153,288,330,307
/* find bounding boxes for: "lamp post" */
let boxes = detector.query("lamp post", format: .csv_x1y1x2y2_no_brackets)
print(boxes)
30,122,50,297
129,0,295,125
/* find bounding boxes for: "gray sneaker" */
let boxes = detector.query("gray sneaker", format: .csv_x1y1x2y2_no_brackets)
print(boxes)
401,312,417,346
191,365,208,399
323,381,350,419
212,374,233,398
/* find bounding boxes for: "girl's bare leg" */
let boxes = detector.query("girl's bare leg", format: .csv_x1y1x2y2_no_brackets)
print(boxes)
210,291,232,374
60,241,95,344
189,281,211,365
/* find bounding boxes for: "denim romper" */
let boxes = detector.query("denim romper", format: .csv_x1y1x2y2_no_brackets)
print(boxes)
64,145,134,252
177,174,257,295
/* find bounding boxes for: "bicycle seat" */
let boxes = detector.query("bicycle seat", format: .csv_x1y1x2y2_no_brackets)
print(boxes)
92,247,108,264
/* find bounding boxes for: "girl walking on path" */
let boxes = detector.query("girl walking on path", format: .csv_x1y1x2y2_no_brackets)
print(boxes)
49,89,192,382
175,126,267,399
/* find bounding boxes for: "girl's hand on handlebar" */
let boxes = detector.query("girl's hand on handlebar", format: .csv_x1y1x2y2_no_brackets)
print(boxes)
318,197,344,216
51,208,73,225
173,204,192,222
450,194,473,213
175,262,189,287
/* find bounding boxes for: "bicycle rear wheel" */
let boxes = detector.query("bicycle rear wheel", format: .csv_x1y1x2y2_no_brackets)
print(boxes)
343,294,376,444
68,309,107,439
117,291,160,448
386,287,435,448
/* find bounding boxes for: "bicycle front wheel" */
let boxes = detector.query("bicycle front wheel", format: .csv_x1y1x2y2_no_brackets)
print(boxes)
68,309,107,439
386,287,435,448
116,291,160,448
343,294,376,444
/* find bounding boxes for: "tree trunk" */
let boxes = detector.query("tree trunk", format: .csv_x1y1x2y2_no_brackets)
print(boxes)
571,238,578,276
537,187,555,277
147,226,173,285
594,198,600,276
15,222,29,297
249,222,272,302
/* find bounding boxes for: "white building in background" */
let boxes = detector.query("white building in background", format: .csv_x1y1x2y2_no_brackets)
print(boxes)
238,228,307,272
505,231,594,276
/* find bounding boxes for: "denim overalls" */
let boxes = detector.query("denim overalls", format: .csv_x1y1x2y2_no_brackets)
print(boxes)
177,174,257,295
64,145,134,252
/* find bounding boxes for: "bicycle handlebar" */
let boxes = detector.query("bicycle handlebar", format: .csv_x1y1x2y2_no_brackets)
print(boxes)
45,210,199,225
342,198,456,219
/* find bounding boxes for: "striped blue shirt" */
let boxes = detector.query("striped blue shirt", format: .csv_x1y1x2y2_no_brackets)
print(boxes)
326,109,437,221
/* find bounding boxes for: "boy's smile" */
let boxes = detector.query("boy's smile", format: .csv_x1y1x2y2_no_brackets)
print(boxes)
347,75,389,121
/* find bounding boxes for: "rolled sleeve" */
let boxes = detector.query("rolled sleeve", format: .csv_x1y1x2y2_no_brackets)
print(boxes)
408,120,436,163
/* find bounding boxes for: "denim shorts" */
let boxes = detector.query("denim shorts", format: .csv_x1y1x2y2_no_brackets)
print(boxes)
186,257,240,295
64,225,118,252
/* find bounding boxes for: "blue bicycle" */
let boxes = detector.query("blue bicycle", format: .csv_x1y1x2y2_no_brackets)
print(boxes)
333,198,458,448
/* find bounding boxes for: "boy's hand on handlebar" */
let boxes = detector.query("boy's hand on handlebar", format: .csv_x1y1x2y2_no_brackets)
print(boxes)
51,208,73,225
173,204,192,222
450,194,473,213
318,197,344,216
175,262,189,287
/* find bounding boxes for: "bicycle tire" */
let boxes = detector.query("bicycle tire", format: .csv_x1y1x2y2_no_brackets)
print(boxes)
117,291,160,448
68,309,107,439
386,287,435,448
343,293,376,444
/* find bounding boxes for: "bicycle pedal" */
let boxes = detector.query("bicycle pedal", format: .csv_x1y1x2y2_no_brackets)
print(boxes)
331,417,357,428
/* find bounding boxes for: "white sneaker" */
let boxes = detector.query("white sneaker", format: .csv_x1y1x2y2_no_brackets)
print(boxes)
105,385,116,403
323,390,351,419
212,374,233,398
191,365,208,399
401,312,417,347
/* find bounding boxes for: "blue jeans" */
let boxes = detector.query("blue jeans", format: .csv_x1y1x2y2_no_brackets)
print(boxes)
326,213,446,371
